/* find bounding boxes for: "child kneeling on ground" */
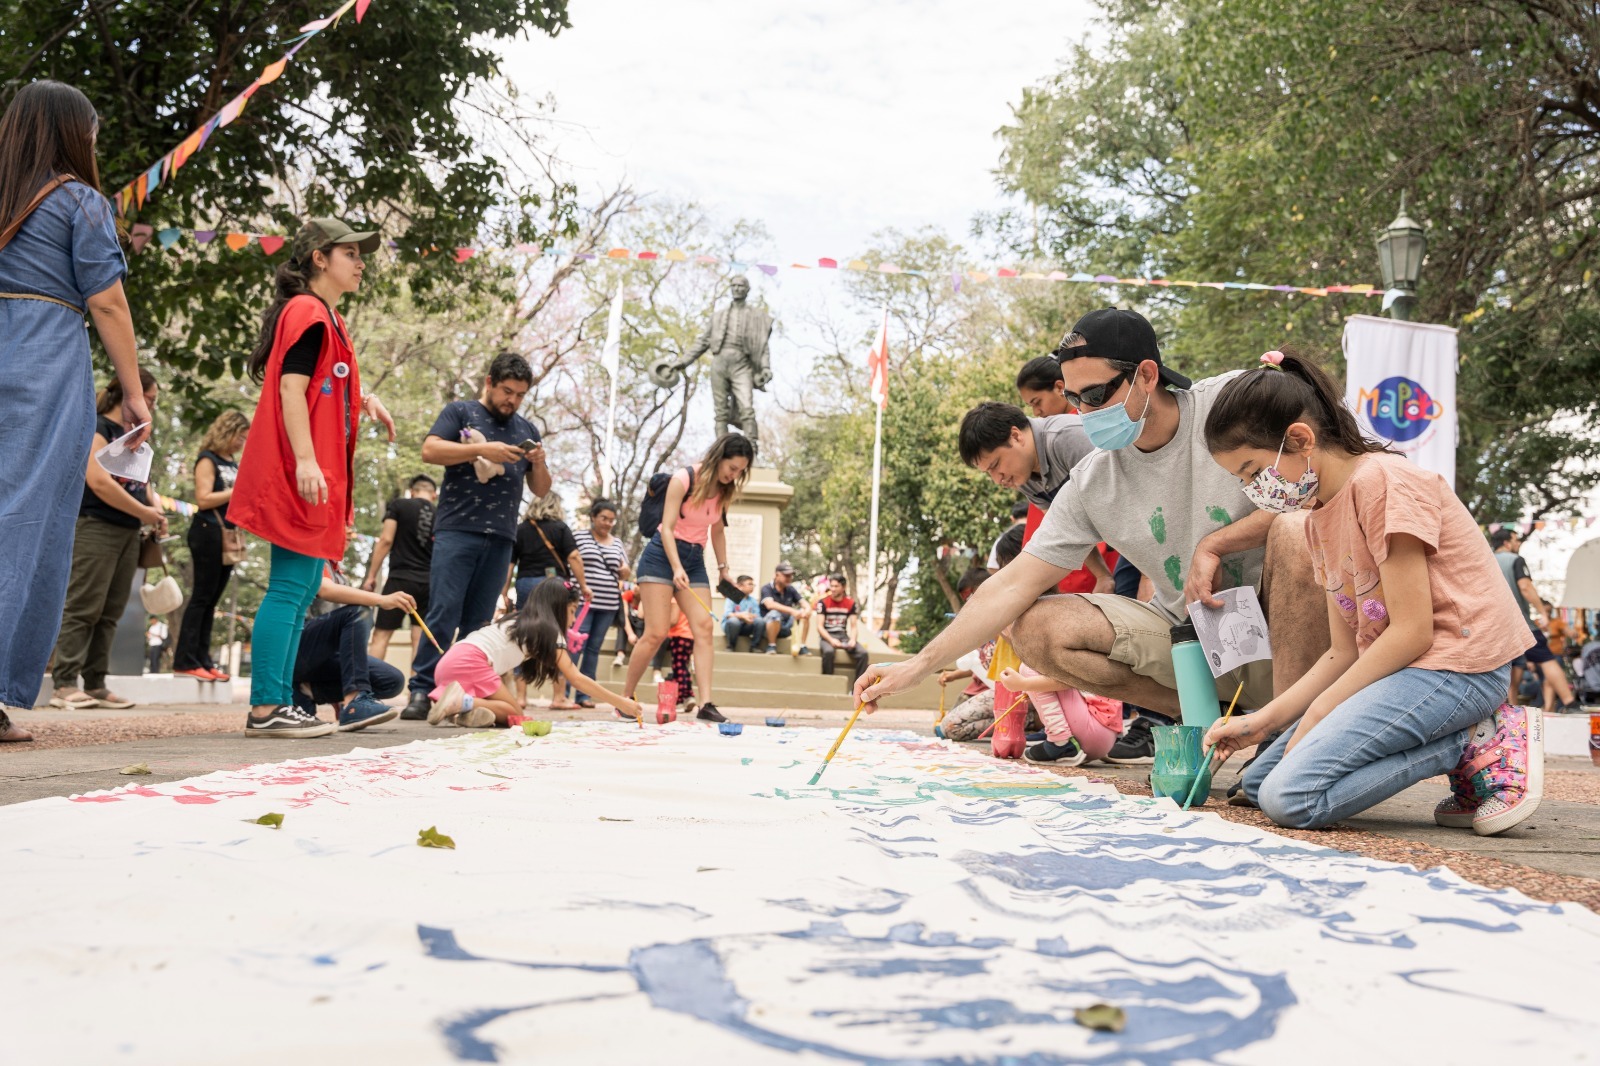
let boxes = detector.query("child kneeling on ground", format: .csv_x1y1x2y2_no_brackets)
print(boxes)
430,579,643,727
1201,351,1540,835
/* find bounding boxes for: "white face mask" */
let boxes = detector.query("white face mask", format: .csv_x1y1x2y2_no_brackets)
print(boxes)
1242,439,1319,513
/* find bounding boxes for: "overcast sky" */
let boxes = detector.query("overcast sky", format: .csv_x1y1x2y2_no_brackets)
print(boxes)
502,0,1097,261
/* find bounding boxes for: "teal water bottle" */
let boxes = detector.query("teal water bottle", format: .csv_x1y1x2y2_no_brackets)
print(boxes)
1169,622,1220,729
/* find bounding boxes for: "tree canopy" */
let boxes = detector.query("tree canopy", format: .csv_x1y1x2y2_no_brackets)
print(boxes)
2,0,580,405
990,0,1600,521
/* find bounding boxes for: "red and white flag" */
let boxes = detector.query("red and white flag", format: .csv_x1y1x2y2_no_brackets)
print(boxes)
867,308,889,410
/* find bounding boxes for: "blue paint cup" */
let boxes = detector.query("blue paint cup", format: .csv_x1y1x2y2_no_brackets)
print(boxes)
718,722,744,736
1150,724,1211,806
765,717,786,728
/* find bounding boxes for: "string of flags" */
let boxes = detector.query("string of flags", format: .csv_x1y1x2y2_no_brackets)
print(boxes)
122,228,1397,301
111,0,373,219
1487,517,1599,537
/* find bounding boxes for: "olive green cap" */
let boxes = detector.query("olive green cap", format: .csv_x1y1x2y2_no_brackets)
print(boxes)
291,217,380,261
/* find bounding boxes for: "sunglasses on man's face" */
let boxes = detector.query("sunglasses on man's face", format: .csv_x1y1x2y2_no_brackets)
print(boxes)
1062,369,1132,410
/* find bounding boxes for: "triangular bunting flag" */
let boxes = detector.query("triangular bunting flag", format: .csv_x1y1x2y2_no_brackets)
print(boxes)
224,233,251,251
259,236,285,255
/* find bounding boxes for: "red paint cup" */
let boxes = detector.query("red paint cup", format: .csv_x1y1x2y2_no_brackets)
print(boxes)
656,679,679,725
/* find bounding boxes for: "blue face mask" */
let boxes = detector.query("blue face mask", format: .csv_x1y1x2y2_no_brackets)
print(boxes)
1080,383,1152,451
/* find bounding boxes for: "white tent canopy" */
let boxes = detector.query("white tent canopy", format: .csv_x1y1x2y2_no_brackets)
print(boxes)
1562,537,1600,608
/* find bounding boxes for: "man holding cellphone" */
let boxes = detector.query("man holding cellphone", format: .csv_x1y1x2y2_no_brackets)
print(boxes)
402,351,552,717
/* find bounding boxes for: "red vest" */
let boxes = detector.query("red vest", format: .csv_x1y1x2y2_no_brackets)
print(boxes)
228,295,362,561
1022,503,1116,594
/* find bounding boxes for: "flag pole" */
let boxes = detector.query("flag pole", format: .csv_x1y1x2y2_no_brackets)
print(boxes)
865,399,884,635
599,283,624,499
601,366,620,500
864,308,888,637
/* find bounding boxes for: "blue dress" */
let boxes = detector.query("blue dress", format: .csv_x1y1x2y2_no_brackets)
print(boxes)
0,180,127,708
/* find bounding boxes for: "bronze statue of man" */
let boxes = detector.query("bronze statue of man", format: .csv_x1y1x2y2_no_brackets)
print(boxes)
653,275,772,454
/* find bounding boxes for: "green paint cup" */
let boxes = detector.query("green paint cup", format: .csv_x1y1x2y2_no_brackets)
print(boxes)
1150,724,1211,806
522,720,552,737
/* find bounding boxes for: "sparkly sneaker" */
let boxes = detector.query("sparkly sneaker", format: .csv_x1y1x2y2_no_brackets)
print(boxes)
1465,704,1544,836
1434,716,1497,828
246,706,334,739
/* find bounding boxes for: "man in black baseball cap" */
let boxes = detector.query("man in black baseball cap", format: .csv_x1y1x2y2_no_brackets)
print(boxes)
1055,307,1191,391
856,306,1331,767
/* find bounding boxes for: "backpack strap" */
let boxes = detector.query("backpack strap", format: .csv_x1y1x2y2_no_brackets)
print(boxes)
0,175,76,256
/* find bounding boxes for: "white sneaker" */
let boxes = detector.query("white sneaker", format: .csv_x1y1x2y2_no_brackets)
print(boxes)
428,682,465,726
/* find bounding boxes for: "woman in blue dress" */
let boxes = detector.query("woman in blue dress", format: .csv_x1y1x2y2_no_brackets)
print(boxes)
0,81,152,742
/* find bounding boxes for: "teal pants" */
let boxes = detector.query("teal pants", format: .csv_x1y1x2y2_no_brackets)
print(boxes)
249,545,323,708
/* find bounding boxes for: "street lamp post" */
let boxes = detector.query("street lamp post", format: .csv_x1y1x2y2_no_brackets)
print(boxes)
1375,193,1427,322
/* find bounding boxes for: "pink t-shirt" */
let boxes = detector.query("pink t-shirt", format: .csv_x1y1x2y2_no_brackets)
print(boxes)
666,468,723,546
1305,453,1531,673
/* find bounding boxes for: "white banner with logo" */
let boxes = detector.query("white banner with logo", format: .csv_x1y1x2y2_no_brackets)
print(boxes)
1342,314,1459,485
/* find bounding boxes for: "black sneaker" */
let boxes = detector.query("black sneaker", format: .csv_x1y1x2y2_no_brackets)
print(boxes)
246,706,334,738
798,646,812,657
765,644,778,655
1555,699,1586,714
696,702,727,723
338,693,400,732
1025,739,1086,766
1104,716,1156,765
400,692,431,721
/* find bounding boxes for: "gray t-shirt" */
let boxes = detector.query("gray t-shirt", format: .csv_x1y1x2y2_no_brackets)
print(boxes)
1019,414,1094,509
1024,372,1264,624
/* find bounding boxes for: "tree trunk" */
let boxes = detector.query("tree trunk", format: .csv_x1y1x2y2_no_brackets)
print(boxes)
931,553,961,613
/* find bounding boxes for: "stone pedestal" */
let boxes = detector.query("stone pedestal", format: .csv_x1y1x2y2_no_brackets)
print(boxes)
708,467,793,582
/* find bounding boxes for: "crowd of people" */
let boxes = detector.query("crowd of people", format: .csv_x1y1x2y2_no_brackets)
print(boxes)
0,80,1569,844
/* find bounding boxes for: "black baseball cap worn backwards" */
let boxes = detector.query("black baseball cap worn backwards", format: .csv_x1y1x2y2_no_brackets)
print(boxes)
1055,307,1192,391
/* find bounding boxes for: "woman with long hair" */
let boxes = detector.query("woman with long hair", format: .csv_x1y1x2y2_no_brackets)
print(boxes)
49,369,165,711
622,433,754,723
0,81,152,743
173,409,250,680
226,219,396,738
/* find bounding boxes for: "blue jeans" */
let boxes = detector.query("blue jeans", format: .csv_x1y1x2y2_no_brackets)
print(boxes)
291,604,403,713
249,545,324,707
0,319,95,708
408,530,514,696
723,616,758,648
1242,665,1510,829
761,610,794,641
568,606,618,700
514,575,550,608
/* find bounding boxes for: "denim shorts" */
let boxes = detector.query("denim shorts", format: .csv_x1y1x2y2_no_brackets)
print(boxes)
637,535,709,587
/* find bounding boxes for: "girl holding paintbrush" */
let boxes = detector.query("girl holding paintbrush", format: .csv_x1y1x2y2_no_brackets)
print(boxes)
429,579,642,727
1200,350,1539,835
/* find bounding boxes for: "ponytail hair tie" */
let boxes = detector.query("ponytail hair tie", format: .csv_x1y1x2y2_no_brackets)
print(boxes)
1260,350,1285,370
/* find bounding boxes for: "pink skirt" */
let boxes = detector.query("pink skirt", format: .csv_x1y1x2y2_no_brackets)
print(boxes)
430,642,507,700
1019,664,1123,758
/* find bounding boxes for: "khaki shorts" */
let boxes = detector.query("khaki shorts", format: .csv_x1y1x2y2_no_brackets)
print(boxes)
1079,593,1276,711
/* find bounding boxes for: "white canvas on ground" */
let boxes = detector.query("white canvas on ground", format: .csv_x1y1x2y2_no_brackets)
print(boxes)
1342,314,1459,485
3,722,1596,1063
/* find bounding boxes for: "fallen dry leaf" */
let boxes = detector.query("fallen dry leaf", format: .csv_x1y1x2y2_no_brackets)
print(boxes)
418,826,456,850
119,763,152,775
1073,1003,1126,1032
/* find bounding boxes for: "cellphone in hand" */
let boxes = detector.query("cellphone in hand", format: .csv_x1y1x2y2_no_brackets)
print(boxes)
518,438,538,452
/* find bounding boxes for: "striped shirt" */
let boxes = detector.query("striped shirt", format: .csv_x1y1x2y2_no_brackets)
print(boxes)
575,529,629,611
